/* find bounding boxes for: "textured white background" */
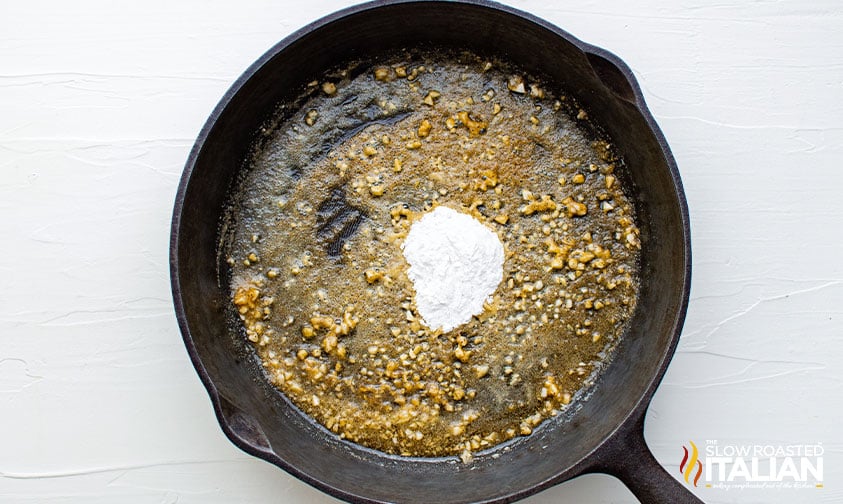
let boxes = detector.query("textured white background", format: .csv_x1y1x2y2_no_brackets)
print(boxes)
1,1,841,503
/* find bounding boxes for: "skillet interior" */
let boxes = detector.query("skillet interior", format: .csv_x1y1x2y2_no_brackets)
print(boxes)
171,1,690,502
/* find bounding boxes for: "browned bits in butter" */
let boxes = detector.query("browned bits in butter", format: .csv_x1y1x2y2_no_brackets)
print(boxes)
227,52,641,461
417,119,432,138
322,82,337,96
522,195,557,215
507,75,526,94
233,284,274,345
374,66,393,82
456,111,487,137
422,90,441,106
364,269,384,284
561,197,588,217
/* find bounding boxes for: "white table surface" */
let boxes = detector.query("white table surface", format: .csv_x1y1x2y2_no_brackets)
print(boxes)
2,1,841,503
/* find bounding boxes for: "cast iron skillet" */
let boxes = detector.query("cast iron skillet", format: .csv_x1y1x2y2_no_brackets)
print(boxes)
170,1,700,502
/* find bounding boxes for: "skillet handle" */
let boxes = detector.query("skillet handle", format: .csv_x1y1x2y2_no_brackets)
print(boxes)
216,395,273,453
588,413,705,504
584,50,637,104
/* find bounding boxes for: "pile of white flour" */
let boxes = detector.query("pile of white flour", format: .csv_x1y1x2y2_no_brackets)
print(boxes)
401,206,504,332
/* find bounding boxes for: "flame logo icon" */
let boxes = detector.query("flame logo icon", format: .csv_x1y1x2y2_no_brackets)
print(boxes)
680,440,703,487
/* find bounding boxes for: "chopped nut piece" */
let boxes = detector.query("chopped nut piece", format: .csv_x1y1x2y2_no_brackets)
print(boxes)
233,285,260,308
364,269,384,284
390,204,413,221
423,90,441,106
456,111,487,136
561,197,587,217
454,346,471,363
310,316,333,330
322,333,338,352
572,173,585,184
374,66,393,81
304,109,318,126
494,214,509,225
406,140,422,149
474,169,498,191
522,195,557,215
417,119,432,138
406,65,424,81
626,231,641,248
321,82,337,95
576,109,588,120
507,75,526,94
369,184,385,196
